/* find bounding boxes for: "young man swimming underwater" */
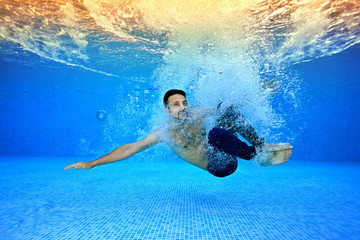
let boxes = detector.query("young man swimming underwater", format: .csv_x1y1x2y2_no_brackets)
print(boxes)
65,84,293,177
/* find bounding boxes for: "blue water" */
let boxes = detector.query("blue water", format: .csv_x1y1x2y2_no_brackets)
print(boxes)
1,44,360,160
1,43,360,240
1,1,360,239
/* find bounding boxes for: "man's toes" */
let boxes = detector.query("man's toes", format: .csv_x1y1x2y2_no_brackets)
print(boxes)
283,143,293,150
285,151,292,161
276,143,293,151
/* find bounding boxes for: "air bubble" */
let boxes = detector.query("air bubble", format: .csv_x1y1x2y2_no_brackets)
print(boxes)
96,110,107,121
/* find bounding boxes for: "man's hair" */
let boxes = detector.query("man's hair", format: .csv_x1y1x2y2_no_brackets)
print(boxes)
163,89,186,106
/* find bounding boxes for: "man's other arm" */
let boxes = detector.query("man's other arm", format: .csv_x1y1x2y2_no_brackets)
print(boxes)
64,132,160,170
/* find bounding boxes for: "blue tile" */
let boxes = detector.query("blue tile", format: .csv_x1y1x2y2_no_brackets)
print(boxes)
0,158,360,239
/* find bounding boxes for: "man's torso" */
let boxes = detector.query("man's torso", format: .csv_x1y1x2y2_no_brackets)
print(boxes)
161,111,209,169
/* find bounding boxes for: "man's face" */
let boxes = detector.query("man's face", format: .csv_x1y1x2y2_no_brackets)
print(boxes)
165,94,188,120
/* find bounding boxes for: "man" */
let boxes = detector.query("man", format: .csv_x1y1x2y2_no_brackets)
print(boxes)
65,86,293,177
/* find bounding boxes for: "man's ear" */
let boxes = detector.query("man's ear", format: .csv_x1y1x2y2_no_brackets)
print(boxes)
164,107,169,114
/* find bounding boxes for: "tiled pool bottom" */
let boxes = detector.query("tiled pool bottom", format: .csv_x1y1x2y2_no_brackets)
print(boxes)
0,157,359,240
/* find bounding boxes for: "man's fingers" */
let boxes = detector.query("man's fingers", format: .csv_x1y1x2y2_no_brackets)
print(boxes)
268,81,278,88
64,164,73,170
64,163,78,170
271,85,280,91
266,78,276,85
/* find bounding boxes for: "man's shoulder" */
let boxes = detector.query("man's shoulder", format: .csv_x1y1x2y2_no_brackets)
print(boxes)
148,126,167,141
139,130,161,146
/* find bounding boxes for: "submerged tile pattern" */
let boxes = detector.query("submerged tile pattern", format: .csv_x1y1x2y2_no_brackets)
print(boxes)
0,157,360,239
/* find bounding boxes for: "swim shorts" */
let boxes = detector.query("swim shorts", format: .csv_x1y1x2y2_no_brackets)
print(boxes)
207,127,256,177
206,103,263,177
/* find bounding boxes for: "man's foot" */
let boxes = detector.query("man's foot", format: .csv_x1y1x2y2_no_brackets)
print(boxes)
258,143,293,166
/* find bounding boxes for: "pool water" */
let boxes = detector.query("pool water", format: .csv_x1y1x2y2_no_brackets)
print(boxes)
1,157,359,239
1,1,360,239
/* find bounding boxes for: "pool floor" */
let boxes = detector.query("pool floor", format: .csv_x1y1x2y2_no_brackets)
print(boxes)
0,157,359,239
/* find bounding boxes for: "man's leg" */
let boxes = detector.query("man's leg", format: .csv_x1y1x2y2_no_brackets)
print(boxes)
207,127,256,178
212,103,293,169
215,103,265,148
207,148,238,178
208,127,256,160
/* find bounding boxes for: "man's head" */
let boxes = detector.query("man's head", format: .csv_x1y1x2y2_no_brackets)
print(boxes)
163,89,188,120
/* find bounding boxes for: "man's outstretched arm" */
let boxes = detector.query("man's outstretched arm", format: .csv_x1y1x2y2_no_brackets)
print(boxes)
64,132,160,170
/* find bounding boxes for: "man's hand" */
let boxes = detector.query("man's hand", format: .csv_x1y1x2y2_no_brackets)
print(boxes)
64,161,93,170
261,79,279,95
